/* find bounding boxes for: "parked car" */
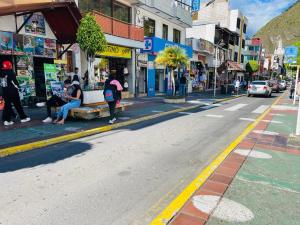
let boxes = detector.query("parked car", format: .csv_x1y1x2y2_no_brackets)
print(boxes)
247,81,272,97
279,80,287,90
270,80,280,93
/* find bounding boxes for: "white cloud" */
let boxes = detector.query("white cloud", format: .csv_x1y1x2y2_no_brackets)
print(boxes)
230,0,298,36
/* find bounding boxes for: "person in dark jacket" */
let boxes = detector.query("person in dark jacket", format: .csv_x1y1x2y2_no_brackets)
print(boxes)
0,60,30,126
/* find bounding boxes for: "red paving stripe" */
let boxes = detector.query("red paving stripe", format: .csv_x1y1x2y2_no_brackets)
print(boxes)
214,165,240,177
209,173,234,185
194,189,222,196
221,161,241,170
171,213,206,225
201,180,228,195
238,140,255,149
181,201,210,221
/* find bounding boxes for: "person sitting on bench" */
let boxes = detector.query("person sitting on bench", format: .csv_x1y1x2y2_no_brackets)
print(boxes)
42,80,72,123
53,81,83,125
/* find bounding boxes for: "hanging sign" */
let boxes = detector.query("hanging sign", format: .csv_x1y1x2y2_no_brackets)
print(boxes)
97,44,132,59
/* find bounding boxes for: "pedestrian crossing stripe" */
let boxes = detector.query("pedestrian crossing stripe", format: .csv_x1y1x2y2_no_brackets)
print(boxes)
252,105,270,114
225,104,248,111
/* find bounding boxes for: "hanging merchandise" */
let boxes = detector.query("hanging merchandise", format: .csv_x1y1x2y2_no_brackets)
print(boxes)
44,39,57,58
44,63,57,99
0,31,13,55
35,37,45,56
23,35,35,55
13,34,24,55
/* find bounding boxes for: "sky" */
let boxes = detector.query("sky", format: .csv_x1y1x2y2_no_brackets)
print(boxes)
229,0,298,36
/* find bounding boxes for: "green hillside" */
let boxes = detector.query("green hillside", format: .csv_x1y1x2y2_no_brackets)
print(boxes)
254,0,300,53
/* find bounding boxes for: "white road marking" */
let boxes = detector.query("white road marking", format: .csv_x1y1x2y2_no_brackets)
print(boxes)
187,100,205,104
272,105,298,111
225,104,248,111
193,195,254,222
234,149,272,159
270,113,285,117
205,114,224,118
152,110,163,113
240,118,256,122
202,105,215,110
252,105,270,114
253,130,279,136
118,117,131,120
178,112,192,115
261,120,283,124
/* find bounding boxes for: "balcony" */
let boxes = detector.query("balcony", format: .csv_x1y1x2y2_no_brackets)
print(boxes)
93,11,144,42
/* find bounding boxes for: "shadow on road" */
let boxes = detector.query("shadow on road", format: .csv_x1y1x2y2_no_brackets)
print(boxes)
0,141,92,173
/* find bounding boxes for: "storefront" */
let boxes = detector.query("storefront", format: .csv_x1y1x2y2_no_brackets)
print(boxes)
142,37,192,96
0,1,81,104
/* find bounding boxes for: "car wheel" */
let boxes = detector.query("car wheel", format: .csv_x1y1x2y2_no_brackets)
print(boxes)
247,93,251,97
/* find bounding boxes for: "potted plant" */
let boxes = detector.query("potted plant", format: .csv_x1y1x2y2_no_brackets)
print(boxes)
155,46,189,103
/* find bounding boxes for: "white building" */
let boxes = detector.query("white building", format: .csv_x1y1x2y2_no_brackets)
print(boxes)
135,0,193,96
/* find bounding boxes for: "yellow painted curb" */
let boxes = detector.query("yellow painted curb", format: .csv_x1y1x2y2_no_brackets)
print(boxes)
0,95,243,158
149,94,282,225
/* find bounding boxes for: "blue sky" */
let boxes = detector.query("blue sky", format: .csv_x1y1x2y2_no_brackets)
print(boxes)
229,0,298,36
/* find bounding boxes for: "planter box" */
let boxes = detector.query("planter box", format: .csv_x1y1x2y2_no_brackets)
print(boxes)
83,90,104,105
163,97,186,104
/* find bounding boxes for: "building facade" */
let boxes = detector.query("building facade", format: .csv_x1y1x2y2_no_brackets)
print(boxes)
136,0,193,96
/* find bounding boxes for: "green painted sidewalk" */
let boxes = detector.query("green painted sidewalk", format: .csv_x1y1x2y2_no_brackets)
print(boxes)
206,96,300,225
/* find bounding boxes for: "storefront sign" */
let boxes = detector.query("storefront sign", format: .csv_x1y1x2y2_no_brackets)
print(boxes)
24,13,46,36
192,0,201,12
97,45,132,59
142,37,192,58
0,31,13,54
284,46,298,64
199,39,214,54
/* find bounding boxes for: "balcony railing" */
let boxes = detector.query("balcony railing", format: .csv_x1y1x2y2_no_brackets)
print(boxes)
93,11,144,42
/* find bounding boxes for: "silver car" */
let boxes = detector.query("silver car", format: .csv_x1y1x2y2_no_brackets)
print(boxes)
247,81,272,97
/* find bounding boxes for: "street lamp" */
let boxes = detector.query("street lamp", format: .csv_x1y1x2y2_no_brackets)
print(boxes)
214,39,226,98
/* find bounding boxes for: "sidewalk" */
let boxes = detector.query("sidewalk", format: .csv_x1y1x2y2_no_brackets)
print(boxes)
169,92,300,225
0,91,242,150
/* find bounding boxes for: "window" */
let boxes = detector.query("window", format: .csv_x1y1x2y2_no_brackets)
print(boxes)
234,52,238,62
162,24,168,40
241,54,244,63
242,39,245,48
173,29,181,44
243,24,247,33
144,18,155,37
113,1,131,23
235,36,240,46
237,18,241,29
249,46,254,51
79,0,101,12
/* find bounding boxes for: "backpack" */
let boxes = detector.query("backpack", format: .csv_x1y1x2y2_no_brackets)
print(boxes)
104,84,117,102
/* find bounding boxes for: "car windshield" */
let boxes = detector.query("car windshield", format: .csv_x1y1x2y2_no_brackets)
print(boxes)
252,81,266,85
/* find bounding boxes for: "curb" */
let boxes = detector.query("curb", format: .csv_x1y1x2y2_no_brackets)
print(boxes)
149,93,282,225
0,95,244,158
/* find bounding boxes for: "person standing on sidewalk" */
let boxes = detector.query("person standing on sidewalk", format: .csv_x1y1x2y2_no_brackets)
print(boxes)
104,74,123,124
0,60,30,126
234,78,240,95
290,80,295,99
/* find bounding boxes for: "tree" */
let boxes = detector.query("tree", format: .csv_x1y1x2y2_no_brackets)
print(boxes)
155,46,189,96
245,60,259,80
77,13,107,84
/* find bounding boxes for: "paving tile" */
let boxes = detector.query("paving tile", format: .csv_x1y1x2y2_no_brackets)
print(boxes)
286,149,300,155
194,189,222,196
221,161,241,170
209,173,233,185
215,165,239,177
171,213,206,225
238,140,255,149
181,201,210,221
201,180,228,194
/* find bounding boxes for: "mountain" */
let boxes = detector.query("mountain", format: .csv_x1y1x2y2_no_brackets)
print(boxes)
254,0,300,53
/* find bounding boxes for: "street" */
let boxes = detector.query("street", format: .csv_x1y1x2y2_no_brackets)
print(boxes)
0,94,280,225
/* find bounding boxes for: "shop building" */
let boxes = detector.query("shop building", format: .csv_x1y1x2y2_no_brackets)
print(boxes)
0,0,81,103
76,0,144,98
135,0,193,96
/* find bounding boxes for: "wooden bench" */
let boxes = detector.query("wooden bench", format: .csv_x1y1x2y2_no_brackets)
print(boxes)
52,102,131,120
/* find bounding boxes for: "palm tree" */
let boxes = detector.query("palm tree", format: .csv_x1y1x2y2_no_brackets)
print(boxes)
155,46,189,96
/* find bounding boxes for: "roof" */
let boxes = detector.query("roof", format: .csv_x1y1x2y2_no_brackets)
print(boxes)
218,60,244,73
0,0,82,44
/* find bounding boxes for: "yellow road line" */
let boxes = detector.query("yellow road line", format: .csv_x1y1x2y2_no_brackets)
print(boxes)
149,95,282,225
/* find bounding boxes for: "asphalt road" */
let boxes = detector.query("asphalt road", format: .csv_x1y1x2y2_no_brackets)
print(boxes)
0,94,280,225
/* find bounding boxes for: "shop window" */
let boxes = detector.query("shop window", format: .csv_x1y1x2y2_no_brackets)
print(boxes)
235,36,240,46
237,18,241,29
144,18,155,37
162,24,168,40
78,0,101,13
113,1,131,23
234,52,238,62
243,24,247,33
99,0,112,16
173,29,181,44
249,46,254,51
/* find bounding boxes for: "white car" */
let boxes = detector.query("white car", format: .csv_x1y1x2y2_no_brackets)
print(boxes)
247,81,272,97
